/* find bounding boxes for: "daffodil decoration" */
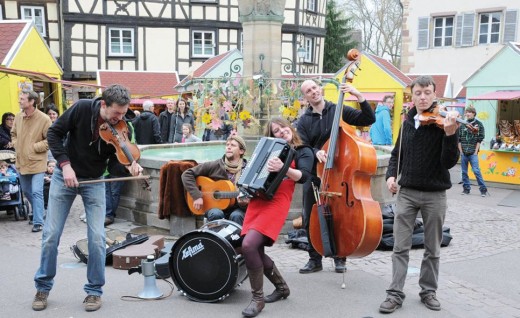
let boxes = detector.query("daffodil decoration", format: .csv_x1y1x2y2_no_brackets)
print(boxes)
202,112,212,125
279,99,301,122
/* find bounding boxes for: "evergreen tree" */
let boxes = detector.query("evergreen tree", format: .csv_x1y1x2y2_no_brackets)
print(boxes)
323,0,358,73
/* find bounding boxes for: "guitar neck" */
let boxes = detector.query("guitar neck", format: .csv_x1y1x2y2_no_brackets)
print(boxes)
212,191,240,199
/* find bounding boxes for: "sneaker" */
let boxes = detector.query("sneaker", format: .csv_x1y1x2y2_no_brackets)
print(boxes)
83,295,102,312
79,213,87,222
421,293,441,311
299,260,323,274
334,257,347,273
32,291,49,311
461,189,470,195
480,190,488,197
31,224,43,232
379,297,401,313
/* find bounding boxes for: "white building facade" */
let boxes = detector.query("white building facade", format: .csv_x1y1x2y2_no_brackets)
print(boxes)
400,0,519,97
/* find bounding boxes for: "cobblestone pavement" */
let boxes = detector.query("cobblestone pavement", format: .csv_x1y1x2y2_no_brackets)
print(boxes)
1,184,519,317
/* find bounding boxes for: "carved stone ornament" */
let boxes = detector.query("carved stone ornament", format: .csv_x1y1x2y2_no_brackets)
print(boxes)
238,0,285,17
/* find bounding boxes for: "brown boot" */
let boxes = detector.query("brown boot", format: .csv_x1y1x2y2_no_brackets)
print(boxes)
242,267,265,317
264,263,290,303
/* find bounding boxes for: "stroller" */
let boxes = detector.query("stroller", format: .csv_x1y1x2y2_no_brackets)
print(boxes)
0,151,30,221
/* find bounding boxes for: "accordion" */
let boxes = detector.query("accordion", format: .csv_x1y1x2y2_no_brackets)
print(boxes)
238,137,295,200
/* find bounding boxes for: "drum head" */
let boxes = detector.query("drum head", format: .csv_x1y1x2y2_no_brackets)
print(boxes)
170,224,242,302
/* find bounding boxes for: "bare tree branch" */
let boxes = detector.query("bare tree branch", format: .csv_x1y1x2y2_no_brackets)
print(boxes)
340,0,402,66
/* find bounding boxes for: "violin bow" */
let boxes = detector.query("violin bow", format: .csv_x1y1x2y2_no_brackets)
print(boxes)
78,175,150,185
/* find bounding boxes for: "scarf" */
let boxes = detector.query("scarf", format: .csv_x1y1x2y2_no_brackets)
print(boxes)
224,157,244,185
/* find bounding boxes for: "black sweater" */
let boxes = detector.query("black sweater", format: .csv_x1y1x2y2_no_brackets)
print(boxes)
296,99,375,154
48,98,132,178
386,107,459,191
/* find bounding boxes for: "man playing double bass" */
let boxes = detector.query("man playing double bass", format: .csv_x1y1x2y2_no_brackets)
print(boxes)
32,84,143,312
297,79,375,274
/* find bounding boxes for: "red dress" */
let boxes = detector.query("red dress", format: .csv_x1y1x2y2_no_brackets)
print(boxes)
241,162,296,243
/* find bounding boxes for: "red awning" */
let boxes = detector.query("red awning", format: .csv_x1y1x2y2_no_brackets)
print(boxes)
344,92,394,102
131,98,168,105
469,91,520,100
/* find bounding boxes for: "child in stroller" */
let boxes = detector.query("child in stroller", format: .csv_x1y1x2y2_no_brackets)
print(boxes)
0,160,16,200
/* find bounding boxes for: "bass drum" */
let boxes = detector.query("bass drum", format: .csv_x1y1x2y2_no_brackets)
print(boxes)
169,219,247,302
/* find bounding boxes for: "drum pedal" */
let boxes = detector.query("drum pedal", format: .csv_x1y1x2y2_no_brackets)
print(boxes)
128,255,163,299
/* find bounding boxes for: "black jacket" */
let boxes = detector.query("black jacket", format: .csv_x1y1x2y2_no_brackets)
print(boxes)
0,125,13,150
296,99,375,155
133,111,162,144
47,97,132,178
386,106,459,191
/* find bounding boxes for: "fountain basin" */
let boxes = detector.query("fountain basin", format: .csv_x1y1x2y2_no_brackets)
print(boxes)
117,141,393,238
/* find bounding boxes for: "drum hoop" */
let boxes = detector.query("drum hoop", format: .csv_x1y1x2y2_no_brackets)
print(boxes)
170,228,241,301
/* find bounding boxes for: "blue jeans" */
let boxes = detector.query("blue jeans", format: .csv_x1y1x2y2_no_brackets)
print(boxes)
105,176,124,219
34,168,106,296
206,207,245,225
461,154,487,192
19,172,45,226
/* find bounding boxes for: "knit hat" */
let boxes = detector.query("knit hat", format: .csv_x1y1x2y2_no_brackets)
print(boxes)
465,106,477,115
228,135,247,153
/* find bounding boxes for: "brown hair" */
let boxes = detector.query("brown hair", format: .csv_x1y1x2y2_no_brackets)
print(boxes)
264,117,303,148
410,75,436,92
174,98,189,115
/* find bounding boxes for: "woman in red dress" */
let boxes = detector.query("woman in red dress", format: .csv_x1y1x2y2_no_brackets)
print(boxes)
240,117,314,317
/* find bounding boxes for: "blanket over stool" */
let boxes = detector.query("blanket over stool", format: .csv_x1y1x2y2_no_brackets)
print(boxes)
158,160,197,219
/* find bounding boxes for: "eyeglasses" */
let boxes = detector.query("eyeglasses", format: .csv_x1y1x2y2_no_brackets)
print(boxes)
6,118,14,121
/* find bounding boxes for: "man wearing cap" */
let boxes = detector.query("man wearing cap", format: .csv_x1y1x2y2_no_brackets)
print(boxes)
182,135,248,225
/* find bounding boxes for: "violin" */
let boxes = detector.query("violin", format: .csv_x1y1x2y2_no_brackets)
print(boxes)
418,104,479,133
99,121,151,191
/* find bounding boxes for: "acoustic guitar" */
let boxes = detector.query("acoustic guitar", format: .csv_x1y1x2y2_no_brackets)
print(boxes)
185,176,240,215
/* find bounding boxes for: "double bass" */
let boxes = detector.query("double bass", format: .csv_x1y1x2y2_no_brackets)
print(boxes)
308,49,382,258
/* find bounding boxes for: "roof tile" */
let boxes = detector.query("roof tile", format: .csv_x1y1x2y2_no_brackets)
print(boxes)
0,22,26,63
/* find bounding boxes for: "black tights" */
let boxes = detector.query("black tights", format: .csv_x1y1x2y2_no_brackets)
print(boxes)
241,229,274,270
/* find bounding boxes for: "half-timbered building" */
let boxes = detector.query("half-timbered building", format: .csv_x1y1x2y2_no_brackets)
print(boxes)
1,1,326,97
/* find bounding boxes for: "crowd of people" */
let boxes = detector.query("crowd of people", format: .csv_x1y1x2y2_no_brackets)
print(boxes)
0,75,489,316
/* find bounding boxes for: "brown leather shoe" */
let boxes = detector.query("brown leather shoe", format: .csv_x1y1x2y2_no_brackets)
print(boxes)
32,291,49,311
421,294,441,311
104,217,114,226
379,297,401,313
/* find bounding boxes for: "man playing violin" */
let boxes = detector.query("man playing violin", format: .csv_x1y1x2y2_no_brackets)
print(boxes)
459,106,488,197
380,76,460,313
32,84,143,313
297,79,375,274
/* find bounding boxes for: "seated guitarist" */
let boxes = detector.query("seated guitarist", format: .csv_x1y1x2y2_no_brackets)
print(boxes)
181,135,249,225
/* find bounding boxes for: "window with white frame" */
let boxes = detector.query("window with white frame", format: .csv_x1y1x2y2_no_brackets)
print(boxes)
479,12,501,44
192,31,215,57
21,6,46,36
109,28,135,57
307,0,317,12
433,16,454,47
303,37,314,63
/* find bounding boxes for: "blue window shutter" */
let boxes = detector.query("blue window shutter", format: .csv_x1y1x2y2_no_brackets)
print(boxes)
418,17,430,49
504,10,518,43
